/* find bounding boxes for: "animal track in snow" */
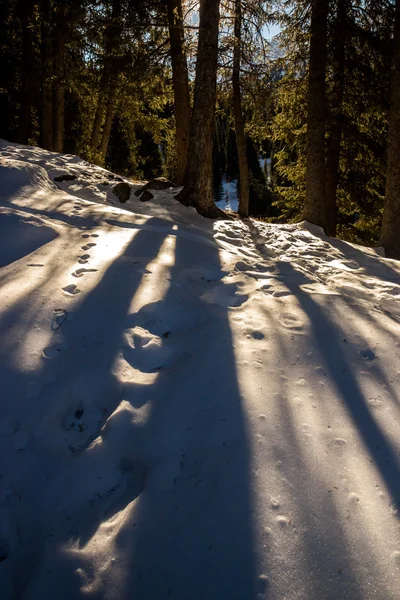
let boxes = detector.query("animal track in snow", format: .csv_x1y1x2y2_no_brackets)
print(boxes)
62,284,81,296
72,268,98,278
78,253,90,264
81,243,96,250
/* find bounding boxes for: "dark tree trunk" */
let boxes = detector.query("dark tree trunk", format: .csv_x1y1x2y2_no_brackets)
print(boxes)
90,0,121,158
98,88,116,165
325,0,347,237
381,0,400,259
40,0,53,150
17,0,38,145
303,0,329,233
175,0,221,217
52,7,66,153
233,0,249,217
90,68,110,154
167,0,191,186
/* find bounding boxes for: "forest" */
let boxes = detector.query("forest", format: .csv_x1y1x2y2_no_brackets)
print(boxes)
1,0,400,258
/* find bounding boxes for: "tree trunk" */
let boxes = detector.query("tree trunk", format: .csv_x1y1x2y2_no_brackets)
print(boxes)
233,0,249,217
90,68,110,154
17,0,38,145
175,0,221,217
40,0,53,150
325,0,347,237
381,0,400,259
303,0,329,233
52,9,65,153
98,88,116,165
167,0,191,186
90,0,121,158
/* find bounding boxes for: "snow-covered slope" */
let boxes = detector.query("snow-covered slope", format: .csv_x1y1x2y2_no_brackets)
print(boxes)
0,140,399,600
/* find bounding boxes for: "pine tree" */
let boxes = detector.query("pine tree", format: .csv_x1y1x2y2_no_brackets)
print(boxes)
233,0,250,217
176,0,222,217
166,0,191,185
381,0,400,259
303,0,330,233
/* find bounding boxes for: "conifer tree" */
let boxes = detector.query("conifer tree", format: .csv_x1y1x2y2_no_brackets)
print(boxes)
381,0,400,259
166,0,191,185
303,0,330,233
176,0,222,217
233,0,250,217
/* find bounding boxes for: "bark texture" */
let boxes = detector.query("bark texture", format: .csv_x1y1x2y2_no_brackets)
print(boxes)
90,0,121,159
52,5,66,153
17,0,37,144
167,0,191,186
175,0,221,217
98,89,116,164
325,0,347,237
233,0,249,217
40,0,53,150
303,0,329,232
381,0,400,259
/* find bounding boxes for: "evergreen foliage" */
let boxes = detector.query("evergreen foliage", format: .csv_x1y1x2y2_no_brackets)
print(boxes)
0,0,399,251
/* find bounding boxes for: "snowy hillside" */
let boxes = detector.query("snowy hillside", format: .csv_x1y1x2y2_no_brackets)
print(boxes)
0,140,400,600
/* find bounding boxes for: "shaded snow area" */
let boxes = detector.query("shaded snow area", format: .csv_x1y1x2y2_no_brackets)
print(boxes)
0,140,400,600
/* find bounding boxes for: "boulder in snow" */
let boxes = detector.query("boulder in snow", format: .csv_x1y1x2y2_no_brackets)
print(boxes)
139,190,154,202
113,182,131,203
134,177,175,197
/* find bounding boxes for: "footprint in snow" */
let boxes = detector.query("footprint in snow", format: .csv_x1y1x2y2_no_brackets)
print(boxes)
0,417,19,435
81,243,96,250
271,290,291,298
81,233,99,239
43,341,69,358
62,284,81,296
78,253,90,264
72,268,98,278
279,312,303,331
360,349,375,361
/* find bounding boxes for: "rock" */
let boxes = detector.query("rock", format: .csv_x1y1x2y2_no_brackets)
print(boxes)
139,190,154,202
134,177,175,197
112,182,131,203
145,177,175,190
54,173,77,182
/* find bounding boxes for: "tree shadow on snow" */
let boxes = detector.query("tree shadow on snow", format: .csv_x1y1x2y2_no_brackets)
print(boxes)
275,260,400,510
8,217,257,600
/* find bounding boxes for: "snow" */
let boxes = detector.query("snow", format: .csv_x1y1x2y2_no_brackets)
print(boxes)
0,140,400,600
